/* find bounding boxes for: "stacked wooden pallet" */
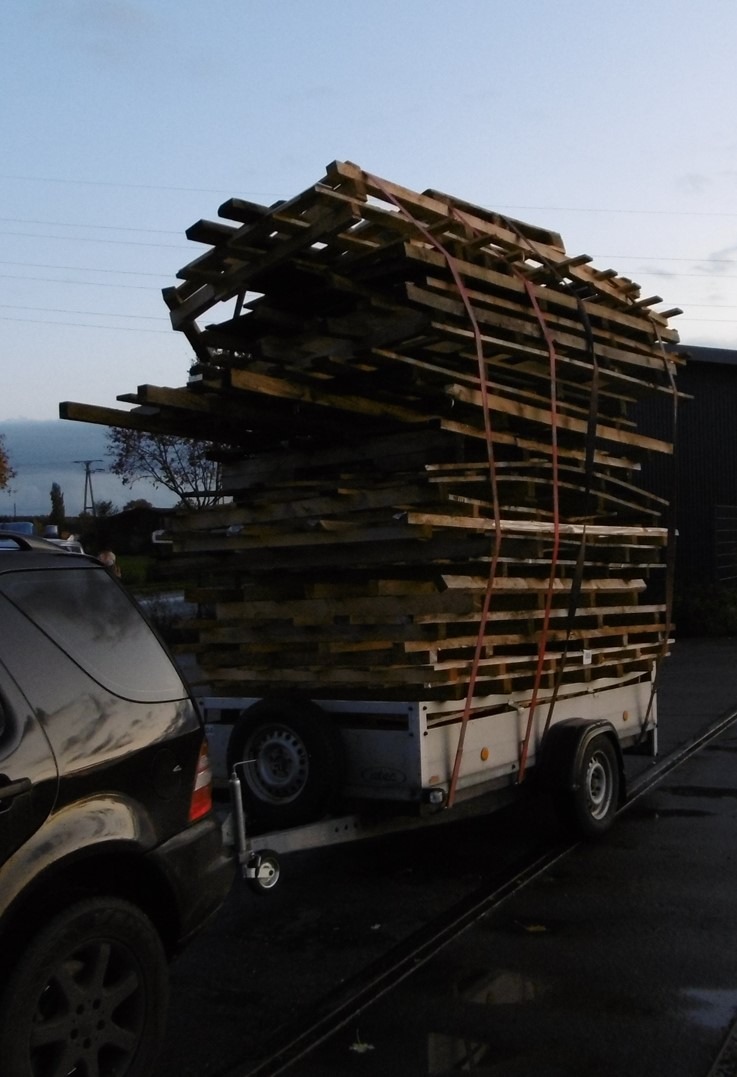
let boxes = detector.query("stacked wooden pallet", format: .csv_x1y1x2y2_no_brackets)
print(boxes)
61,161,681,706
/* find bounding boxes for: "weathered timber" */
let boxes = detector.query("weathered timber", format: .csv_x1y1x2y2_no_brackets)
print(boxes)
59,161,681,706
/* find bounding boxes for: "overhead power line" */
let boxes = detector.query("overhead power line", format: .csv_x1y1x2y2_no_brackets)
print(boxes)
2,310,737,337
5,251,737,286
0,316,170,333
0,230,188,250
0,216,183,235
497,204,737,218
0,274,155,290
0,304,166,321
597,255,737,264
2,172,737,219
3,236,737,274
0,173,241,195
0,260,166,277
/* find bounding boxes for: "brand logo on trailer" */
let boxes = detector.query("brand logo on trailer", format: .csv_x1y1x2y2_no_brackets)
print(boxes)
361,766,407,785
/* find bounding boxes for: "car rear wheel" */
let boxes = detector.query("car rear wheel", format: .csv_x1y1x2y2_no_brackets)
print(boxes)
0,896,169,1077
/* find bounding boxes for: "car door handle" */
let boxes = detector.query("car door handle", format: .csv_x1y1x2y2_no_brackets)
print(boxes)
0,777,32,802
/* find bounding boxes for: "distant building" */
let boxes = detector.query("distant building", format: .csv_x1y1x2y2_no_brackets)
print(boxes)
637,344,737,594
93,505,176,556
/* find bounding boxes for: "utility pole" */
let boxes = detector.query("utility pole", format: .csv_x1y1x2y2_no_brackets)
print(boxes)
74,460,103,516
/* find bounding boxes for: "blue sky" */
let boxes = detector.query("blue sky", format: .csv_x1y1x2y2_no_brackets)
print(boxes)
2,0,737,506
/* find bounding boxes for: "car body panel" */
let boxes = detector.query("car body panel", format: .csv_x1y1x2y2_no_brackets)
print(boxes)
0,534,233,961
0,655,58,864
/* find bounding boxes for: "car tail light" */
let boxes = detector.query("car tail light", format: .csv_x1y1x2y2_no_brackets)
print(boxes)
189,739,214,822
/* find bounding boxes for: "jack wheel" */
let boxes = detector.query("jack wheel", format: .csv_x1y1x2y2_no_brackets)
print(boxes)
246,850,281,895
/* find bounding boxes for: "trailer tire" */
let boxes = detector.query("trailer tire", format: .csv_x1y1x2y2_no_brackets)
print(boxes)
227,698,344,830
561,732,620,837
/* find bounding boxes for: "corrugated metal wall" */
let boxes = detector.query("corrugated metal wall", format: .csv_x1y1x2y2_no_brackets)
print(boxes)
635,350,737,589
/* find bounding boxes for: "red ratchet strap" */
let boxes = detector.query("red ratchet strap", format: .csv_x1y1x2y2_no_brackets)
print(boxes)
642,332,679,730
514,276,561,782
362,173,503,809
498,218,599,767
540,295,599,741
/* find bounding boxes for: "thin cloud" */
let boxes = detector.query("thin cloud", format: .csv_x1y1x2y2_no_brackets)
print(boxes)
637,265,677,281
43,0,151,30
676,173,710,195
38,0,159,61
697,242,737,275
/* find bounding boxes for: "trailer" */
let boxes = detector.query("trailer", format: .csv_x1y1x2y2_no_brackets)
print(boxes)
57,162,678,890
203,666,658,892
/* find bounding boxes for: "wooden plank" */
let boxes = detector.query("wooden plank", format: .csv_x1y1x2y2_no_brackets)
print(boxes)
171,196,363,322
226,366,429,425
404,281,671,376
185,219,240,245
217,197,271,224
59,161,679,709
322,162,670,315
402,240,679,353
59,400,222,441
442,381,673,455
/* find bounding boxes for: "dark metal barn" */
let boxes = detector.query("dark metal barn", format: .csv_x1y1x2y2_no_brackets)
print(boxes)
637,345,737,600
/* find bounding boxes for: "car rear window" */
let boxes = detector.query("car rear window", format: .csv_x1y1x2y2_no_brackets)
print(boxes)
0,566,188,703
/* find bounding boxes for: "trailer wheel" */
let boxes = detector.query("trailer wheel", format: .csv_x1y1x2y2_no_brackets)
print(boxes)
227,698,344,830
563,733,620,837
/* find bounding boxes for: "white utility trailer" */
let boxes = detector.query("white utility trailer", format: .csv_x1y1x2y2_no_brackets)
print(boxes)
202,668,658,892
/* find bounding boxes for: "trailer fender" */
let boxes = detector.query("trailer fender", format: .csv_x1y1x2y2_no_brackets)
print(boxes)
538,719,624,798
538,719,626,837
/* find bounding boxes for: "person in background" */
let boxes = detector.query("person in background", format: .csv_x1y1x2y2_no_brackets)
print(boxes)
98,549,122,578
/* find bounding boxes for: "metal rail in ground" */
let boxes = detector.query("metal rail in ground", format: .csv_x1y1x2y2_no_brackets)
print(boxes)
626,704,737,804
220,703,737,1077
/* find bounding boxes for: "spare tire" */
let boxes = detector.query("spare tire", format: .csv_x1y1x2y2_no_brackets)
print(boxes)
226,697,345,830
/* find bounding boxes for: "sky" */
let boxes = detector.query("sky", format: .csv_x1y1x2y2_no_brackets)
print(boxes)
2,0,737,512
1,420,177,516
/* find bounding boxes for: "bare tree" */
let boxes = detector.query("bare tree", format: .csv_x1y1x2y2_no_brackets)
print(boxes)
0,434,16,492
106,429,220,510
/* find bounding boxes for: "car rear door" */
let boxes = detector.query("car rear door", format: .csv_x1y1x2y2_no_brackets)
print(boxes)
0,658,58,864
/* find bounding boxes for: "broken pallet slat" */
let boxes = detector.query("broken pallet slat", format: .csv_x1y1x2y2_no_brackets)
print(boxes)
60,161,680,706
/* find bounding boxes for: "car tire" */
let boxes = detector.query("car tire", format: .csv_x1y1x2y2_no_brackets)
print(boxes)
0,896,169,1077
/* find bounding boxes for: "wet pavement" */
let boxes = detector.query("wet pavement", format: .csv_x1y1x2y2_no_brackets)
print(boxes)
271,638,737,1076
653,638,737,755
160,637,737,1077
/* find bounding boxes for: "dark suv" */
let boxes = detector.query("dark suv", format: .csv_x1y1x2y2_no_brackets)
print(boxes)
0,533,233,1076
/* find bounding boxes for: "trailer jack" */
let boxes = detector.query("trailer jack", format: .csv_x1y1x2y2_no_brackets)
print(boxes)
229,769,282,894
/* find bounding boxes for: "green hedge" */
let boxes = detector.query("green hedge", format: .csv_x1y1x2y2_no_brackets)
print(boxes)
674,583,737,637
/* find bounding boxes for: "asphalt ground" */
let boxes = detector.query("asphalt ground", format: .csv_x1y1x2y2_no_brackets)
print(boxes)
653,638,737,756
161,637,737,1077
274,637,737,1076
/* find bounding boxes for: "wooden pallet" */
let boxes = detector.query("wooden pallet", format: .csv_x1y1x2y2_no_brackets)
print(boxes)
60,162,681,706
